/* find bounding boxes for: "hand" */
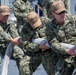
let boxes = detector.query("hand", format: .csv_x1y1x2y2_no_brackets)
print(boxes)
39,42,49,51
10,37,22,45
14,37,23,45
66,47,76,56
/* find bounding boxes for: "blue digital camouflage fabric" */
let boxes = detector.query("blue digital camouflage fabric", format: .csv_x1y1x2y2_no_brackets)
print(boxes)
45,14,76,75
13,0,33,34
17,17,59,75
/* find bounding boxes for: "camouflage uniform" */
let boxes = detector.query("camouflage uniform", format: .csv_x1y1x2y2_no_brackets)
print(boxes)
0,22,18,55
17,16,59,75
0,21,24,71
45,14,76,75
0,5,25,74
13,0,33,34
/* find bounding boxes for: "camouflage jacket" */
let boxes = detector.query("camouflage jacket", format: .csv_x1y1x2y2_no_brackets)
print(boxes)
21,17,51,53
46,15,76,55
13,0,33,25
0,21,19,49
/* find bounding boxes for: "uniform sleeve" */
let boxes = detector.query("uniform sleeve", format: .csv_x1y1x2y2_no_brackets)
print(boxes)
41,17,51,25
45,24,66,55
22,41,40,52
0,25,11,42
8,22,19,38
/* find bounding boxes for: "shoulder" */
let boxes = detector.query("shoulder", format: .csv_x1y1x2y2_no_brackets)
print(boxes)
7,20,15,25
7,20,16,28
40,17,51,25
14,0,22,7
66,14,76,19
22,22,31,34
26,1,31,5
23,22,30,29
46,18,55,28
66,14,76,23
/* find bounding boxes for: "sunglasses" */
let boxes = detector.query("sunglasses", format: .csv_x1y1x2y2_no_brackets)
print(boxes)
54,11,66,15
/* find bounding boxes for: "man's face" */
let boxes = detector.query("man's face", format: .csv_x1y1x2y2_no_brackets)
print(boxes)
0,14,9,23
52,11,66,24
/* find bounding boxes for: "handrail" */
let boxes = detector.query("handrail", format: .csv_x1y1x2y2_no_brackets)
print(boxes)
32,2,40,16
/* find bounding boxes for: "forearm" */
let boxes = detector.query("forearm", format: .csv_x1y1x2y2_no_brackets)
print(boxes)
50,42,66,55
9,23,19,38
9,37,21,45
23,41,40,52
9,37,15,43
46,28,66,55
48,38,76,55
61,43,76,49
